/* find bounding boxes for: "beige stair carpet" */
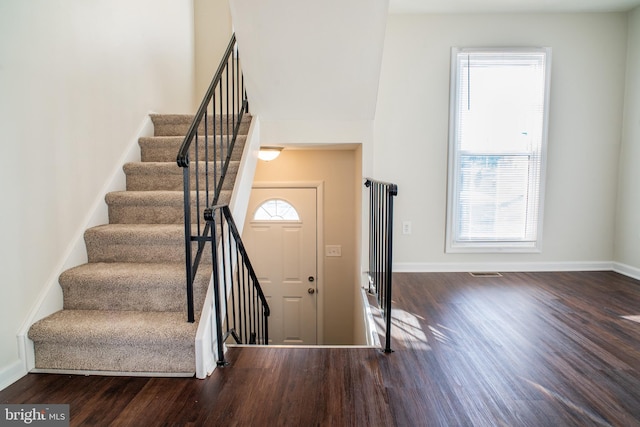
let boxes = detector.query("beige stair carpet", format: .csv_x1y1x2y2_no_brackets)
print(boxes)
28,114,250,375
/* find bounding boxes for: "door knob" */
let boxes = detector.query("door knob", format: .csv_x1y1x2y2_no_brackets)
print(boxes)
308,288,315,294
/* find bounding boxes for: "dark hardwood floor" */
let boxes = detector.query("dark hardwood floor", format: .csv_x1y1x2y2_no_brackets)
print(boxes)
2,271,640,426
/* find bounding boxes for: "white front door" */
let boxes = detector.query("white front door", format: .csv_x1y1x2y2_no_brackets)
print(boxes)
242,187,318,345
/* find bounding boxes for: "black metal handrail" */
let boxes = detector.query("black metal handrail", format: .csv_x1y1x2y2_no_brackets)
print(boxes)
205,205,270,365
177,34,248,322
365,178,397,353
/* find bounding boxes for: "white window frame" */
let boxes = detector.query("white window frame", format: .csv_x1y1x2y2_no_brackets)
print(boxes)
446,47,552,253
253,198,301,221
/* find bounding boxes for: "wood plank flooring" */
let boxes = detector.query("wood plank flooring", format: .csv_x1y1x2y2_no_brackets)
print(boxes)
2,271,640,426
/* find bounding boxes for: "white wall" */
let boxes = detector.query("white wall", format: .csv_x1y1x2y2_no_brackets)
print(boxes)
374,13,628,271
194,0,232,98
0,0,195,386
615,7,640,275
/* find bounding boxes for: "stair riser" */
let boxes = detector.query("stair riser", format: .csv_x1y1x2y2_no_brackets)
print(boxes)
107,192,232,225
62,284,207,312
84,225,220,264
125,169,238,192
33,343,194,373
108,204,213,225
85,242,212,264
108,205,187,224
140,136,246,163
152,115,250,137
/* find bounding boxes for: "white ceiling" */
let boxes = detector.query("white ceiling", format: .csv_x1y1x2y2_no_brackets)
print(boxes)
230,0,388,121
390,0,640,14
230,0,639,126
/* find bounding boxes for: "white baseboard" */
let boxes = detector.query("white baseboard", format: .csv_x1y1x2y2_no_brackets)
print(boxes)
13,113,155,378
28,369,193,378
360,288,381,348
613,262,640,281
393,260,640,284
393,261,615,273
0,359,27,392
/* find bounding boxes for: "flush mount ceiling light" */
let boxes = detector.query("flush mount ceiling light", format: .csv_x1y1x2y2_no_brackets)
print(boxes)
258,146,283,161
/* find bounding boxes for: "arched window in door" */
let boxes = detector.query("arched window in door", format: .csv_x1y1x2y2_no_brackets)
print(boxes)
253,199,300,221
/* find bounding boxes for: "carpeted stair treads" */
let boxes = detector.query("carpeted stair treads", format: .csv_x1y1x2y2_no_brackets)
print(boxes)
28,114,249,375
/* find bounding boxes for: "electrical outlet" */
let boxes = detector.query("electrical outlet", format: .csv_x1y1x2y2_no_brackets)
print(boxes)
325,245,342,257
402,221,412,235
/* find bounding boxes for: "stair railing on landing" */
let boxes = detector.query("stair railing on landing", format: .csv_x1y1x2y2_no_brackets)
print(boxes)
175,33,259,325
364,178,397,353
205,205,270,365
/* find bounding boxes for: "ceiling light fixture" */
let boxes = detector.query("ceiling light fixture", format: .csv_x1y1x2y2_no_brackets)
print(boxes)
258,146,283,161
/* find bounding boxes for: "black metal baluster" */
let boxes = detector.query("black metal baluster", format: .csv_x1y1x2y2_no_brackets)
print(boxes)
232,46,236,137
215,87,219,203
225,60,230,159
241,261,246,344
235,237,242,341
384,184,396,353
206,209,226,366
184,165,194,323
204,111,210,210
194,130,201,238
250,270,256,344
227,217,236,340
220,209,229,337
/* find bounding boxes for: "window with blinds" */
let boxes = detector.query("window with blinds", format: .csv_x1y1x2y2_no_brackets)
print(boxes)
446,47,552,252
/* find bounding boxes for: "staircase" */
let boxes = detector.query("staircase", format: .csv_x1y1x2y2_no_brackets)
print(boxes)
28,114,249,375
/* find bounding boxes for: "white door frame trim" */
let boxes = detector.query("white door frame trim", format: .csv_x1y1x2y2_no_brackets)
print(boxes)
250,181,324,345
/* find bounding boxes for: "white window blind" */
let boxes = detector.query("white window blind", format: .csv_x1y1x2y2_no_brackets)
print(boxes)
446,48,551,252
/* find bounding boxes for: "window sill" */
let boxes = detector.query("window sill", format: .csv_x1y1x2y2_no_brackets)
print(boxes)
446,243,542,254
